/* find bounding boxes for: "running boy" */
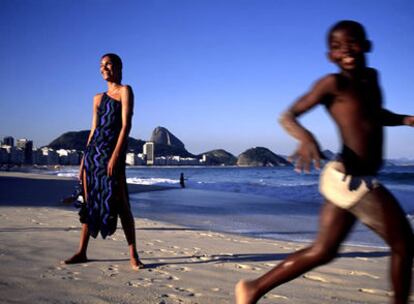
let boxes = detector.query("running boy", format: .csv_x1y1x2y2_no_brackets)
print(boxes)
236,20,414,304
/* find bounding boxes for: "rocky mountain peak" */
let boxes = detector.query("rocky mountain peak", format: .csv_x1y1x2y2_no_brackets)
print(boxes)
150,126,185,149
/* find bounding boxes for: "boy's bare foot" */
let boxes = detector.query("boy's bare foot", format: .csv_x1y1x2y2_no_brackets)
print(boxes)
131,256,145,271
62,253,88,264
235,280,258,304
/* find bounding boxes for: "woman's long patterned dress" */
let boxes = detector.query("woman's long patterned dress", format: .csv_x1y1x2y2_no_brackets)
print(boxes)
83,93,125,238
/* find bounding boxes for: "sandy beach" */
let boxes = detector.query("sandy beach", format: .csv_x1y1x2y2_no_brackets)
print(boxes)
0,172,412,304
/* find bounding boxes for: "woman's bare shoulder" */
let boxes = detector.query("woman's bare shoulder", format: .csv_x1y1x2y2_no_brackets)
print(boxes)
120,85,133,93
93,93,104,106
94,92,104,100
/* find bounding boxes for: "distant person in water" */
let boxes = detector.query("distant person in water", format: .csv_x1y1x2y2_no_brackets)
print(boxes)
63,53,144,270
236,20,414,304
180,172,185,188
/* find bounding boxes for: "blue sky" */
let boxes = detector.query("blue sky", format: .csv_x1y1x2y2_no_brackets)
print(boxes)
1,0,413,158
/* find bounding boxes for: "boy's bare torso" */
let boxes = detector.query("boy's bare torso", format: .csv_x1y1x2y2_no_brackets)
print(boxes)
318,68,383,174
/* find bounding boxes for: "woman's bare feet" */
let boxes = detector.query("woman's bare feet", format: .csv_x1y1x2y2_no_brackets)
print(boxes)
235,280,258,304
63,252,88,264
130,255,145,271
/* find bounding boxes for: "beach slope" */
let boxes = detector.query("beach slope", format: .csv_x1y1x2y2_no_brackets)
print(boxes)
0,172,411,303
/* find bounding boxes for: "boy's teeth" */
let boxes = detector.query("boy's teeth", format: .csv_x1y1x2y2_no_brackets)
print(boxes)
343,57,354,64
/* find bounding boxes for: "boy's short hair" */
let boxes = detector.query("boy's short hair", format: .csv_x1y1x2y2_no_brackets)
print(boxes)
328,20,368,43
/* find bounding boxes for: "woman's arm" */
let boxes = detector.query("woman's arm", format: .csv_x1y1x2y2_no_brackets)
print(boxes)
107,86,134,177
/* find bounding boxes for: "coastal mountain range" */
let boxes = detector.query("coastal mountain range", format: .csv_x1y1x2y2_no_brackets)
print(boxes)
47,126,293,167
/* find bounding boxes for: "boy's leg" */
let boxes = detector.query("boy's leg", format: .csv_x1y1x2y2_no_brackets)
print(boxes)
236,201,356,304
351,186,413,304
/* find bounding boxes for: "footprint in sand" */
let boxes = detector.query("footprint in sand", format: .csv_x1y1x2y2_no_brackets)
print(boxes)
159,248,175,254
359,288,391,297
219,252,234,257
30,219,39,224
265,293,289,300
173,287,201,297
154,269,180,281
42,266,81,281
127,278,153,288
355,257,370,261
348,270,380,279
235,264,246,269
164,265,191,272
160,289,201,303
198,232,214,238
60,273,80,280
159,293,182,303
64,226,75,232
303,273,329,283
191,255,213,262
235,264,261,271
238,240,250,244
103,264,119,278
166,275,180,281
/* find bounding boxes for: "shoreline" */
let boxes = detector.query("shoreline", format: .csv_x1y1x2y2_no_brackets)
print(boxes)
0,171,394,248
0,172,174,207
0,171,388,249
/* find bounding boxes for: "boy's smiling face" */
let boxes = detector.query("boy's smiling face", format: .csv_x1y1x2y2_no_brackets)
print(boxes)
328,28,369,72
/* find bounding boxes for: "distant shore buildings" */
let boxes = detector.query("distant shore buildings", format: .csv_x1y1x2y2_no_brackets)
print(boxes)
0,137,80,166
0,136,207,167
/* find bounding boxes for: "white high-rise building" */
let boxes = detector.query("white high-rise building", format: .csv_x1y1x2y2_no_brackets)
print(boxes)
143,142,155,165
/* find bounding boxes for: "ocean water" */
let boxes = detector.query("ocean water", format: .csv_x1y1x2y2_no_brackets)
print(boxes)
57,165,414,247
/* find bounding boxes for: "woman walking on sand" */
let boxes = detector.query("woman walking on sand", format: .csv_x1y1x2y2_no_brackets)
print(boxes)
64,53,144,270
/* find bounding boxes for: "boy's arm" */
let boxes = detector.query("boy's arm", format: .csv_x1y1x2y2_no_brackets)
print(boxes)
279,76,334,173
380,109,414,126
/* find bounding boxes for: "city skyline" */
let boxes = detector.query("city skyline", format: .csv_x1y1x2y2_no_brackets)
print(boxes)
1,0,414,158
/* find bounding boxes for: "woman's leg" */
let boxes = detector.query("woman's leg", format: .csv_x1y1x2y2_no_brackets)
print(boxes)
352,186,413,304
235,201,356,304
64,170,90,264
117,174,144,270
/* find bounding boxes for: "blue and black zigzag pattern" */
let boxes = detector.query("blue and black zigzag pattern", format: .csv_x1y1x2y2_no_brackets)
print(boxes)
83,93,123,239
